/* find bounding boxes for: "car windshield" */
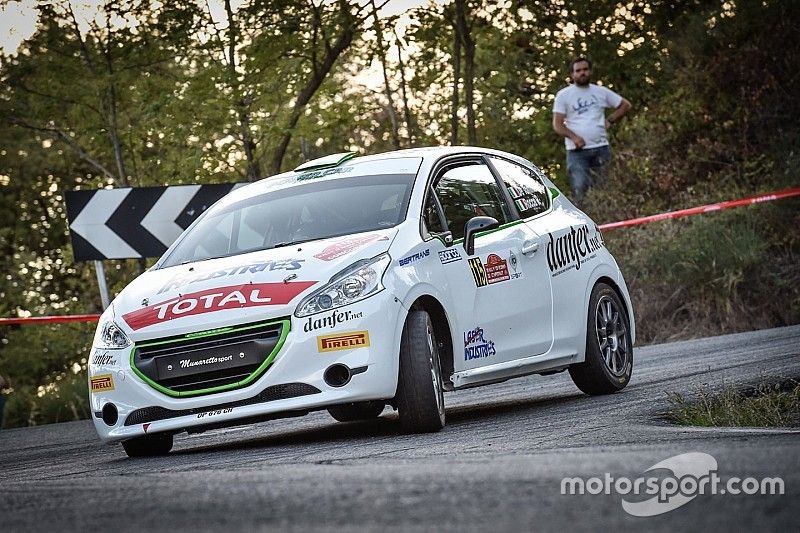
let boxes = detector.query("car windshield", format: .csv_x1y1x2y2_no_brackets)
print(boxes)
159,171,417,267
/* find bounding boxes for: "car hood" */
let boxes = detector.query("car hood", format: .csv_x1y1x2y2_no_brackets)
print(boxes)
112,229,397,341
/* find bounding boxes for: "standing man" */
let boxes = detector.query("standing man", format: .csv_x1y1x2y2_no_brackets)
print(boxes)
553,57,631,203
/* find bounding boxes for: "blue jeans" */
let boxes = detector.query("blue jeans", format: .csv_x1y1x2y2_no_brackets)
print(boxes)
566,145,611,204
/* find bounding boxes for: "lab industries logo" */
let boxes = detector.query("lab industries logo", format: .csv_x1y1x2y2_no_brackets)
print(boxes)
561,452,784,517
463,326,496,361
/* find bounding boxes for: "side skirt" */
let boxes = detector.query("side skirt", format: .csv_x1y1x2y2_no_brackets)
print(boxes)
450,353,578,390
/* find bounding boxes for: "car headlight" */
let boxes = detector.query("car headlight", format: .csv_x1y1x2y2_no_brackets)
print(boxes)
93,320,132,349
295,253,391,317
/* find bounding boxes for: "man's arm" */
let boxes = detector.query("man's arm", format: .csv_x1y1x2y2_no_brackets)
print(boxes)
605,98,632,129
552,112,586,149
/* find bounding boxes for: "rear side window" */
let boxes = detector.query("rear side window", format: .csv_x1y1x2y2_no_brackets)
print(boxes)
489,156,550,218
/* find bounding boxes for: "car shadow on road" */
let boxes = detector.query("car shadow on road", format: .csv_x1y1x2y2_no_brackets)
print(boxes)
171,390,589,456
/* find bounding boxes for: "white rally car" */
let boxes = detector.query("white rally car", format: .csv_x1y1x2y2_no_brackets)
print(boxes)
88,147,635,457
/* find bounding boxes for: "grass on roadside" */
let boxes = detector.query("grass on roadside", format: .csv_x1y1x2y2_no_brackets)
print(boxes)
667,380,800,428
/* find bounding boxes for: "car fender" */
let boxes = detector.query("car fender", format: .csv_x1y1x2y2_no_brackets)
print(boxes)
391,281,457,367
578,261,636,363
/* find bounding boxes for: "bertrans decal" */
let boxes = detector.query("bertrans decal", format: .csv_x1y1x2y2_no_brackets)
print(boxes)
546,224,605,277
122,281,317,330
398,248,430,266
463,326,496,361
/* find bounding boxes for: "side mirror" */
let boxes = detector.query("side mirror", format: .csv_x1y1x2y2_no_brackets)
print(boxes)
463,216,499,256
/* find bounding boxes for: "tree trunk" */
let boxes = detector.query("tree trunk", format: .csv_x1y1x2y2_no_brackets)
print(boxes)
106,84,130,186
100,13,131,188
450,5,461,146
395,30,415,146
456,0,476,145
225,0,261,182
372,0,400,149
269,4,355,175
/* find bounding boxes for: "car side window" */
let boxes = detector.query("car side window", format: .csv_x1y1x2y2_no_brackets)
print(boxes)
434,163,511,241
489,156,550,218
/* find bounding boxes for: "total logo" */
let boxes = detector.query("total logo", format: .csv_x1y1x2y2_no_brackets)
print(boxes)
122,281,317,330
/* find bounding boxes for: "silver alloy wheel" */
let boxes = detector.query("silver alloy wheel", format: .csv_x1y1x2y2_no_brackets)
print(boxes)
427,324,445,419
595,295,629,377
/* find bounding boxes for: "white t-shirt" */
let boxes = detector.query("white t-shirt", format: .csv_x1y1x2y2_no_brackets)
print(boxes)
553,83,623,150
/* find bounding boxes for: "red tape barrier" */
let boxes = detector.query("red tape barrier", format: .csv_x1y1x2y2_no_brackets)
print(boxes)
598,186,800,231
0,314,101,325
3,186,799,325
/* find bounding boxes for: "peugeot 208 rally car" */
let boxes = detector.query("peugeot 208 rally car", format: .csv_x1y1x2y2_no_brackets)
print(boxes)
88,147,635,457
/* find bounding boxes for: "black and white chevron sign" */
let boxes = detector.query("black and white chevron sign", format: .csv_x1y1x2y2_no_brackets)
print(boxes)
65,183,245,261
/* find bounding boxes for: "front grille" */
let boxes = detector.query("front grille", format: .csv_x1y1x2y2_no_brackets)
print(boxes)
131,319,289,397
124,383,321,426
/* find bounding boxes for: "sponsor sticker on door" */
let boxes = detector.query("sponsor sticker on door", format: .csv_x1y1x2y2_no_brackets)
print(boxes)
485,254,510,284
317,331,371,352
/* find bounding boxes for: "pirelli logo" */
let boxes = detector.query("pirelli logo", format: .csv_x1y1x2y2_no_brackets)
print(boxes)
317,331,371,352
90,374,114,393
468,257,488,287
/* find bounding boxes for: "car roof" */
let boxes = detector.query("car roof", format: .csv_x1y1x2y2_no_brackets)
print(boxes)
217,146,537,209
350,145,534,167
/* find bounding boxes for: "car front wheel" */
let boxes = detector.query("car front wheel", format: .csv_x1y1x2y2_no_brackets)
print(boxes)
569,283,633,395
395,310,446,433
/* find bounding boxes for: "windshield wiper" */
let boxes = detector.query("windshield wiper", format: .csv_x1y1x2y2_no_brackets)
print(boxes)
271,238,320,249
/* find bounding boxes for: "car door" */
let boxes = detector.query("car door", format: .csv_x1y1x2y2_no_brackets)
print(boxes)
423,157,554,372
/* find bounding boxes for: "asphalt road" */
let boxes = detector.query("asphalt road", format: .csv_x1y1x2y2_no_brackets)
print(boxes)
2,325,799,532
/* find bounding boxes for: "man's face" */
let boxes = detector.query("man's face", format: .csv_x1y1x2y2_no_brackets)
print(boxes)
571,61,591,86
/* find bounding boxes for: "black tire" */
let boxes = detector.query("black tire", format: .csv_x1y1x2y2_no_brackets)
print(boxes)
395,310,446,433
569,283,633,395
121,432,174,458
327,401,385,422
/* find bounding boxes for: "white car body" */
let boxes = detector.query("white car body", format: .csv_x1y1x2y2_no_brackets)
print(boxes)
88,147,635,445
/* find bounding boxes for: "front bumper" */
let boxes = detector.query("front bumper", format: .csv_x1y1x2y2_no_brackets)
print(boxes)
89,296,404,444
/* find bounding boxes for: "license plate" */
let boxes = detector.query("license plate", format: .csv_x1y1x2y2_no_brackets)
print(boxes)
155,342,262,379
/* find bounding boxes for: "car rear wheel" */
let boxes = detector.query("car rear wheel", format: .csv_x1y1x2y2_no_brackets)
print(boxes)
121,432,174,458
327,401,385,422
395,310,446,433
569,283,633,395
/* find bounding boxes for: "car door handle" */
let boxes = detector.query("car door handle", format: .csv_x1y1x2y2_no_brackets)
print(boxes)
522,240,539,255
